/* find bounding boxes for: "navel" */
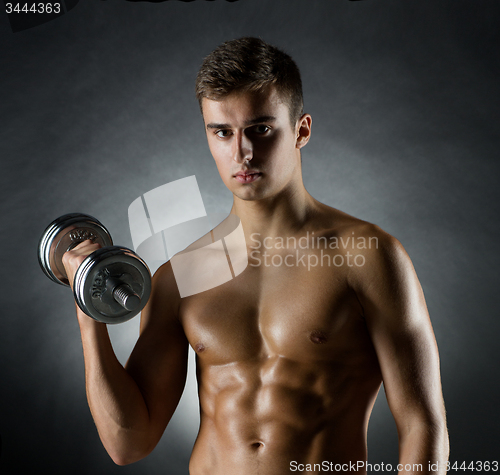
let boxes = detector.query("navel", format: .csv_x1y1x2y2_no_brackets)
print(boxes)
250,441,264,449
309,330,328,344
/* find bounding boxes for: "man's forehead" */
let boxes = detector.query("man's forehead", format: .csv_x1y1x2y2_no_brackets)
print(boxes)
201,88,287,123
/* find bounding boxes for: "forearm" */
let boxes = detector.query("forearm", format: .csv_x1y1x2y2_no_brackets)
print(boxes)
77,308,153,465
398,422,449,475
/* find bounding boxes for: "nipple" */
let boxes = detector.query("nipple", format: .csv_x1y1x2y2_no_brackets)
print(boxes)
194,342,206,353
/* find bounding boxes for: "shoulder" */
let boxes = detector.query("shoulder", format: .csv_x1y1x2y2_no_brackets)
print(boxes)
316,205,414,290
349,222,412,281
152,258,176,283
143,260,182,328
344,219,407,266
317,204,403,255
327,216,424,324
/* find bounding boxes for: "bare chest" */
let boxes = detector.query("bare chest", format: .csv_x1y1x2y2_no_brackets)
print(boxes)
178,258,375,366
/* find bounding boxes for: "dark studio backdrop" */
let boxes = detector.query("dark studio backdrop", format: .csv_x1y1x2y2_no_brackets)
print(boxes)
1,0,499,473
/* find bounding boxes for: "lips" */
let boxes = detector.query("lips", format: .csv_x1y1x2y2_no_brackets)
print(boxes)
234,170,262,183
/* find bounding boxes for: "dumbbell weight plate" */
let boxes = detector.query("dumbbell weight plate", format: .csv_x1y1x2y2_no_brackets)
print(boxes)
73,246,151,324
38,213,113,286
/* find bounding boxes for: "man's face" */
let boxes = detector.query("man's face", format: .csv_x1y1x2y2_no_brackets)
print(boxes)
201,87,309,202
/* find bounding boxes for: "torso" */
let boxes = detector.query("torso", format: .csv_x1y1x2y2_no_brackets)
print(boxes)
178,206,383,475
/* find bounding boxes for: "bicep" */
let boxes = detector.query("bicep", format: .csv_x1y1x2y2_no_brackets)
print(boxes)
355,234,445,431
125,261,189,442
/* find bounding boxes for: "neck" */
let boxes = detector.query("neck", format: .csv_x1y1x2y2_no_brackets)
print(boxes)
230,181,316,241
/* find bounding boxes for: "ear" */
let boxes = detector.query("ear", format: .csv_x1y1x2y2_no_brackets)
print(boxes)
295,114,312,149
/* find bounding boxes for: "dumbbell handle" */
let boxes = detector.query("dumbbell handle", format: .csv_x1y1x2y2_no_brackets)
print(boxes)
107,277,142,312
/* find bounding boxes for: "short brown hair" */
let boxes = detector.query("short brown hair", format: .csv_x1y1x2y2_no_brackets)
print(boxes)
195,37,304,125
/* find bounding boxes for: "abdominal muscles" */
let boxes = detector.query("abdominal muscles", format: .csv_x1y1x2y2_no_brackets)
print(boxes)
189,353,380,475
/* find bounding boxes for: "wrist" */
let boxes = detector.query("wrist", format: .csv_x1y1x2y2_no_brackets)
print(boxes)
76,305,106,330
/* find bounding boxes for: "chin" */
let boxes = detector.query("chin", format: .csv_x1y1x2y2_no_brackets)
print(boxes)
230,185,261,201
236,187,274,202
233,190,259,201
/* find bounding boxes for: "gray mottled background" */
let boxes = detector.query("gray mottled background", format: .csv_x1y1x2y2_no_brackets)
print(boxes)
1,0,499,473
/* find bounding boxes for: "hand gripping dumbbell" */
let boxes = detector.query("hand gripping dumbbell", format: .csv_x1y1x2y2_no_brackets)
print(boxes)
38,213,151,324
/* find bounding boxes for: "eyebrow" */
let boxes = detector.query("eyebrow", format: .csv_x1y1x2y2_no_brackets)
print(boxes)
206,115,277,130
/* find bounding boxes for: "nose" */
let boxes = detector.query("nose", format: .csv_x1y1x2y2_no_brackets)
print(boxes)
233,131,253,163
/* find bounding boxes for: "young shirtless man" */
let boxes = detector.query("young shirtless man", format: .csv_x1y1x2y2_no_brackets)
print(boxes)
63,37,449,474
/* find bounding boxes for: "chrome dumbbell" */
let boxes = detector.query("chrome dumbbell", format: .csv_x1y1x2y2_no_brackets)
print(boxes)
38,213,151,324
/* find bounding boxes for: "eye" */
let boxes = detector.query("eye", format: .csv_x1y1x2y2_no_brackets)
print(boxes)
215,129,232,138
253,125,271,135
